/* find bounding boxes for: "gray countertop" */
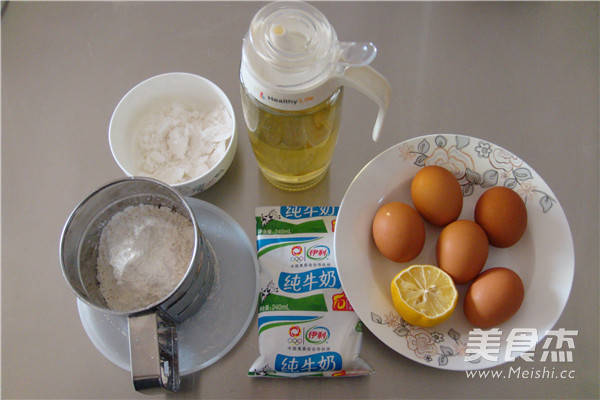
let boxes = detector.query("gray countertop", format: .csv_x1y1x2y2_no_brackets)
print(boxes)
2,1,598,399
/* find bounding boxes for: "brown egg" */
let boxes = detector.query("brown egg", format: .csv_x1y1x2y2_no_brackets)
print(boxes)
463,267,525,328
436,220,489,284
372,202,425,263
475,186,527,248
411,166,463,227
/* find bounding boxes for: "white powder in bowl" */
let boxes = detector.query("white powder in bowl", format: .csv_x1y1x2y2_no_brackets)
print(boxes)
96,204,194,311
134,102,232,185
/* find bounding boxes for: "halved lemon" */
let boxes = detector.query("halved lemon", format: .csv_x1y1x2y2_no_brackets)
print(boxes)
391,265,458,328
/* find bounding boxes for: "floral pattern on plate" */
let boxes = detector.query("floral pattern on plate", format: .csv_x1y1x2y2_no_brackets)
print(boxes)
371,312,478,367
397,134,557,213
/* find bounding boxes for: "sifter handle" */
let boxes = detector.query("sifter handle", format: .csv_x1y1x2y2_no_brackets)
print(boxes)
128,311,180,393
338,65,391,142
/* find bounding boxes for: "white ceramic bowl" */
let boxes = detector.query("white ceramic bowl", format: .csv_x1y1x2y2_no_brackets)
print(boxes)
109,72,237,196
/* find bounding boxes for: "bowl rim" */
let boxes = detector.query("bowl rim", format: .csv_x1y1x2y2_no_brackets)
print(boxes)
108,72,237,188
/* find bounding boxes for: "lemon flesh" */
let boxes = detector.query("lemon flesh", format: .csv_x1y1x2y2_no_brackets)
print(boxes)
391,265,458,328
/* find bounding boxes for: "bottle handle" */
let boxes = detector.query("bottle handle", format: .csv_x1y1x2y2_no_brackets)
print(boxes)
128,311,180,393
338,65,391,142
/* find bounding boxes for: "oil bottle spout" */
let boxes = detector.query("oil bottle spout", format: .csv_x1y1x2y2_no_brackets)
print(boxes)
337,41,377,68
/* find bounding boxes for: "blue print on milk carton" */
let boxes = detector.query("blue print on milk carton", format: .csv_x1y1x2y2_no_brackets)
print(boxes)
279,268,341,293
280,206,338,220
275,352,343,374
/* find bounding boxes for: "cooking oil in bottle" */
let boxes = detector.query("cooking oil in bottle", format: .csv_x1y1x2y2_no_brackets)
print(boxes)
239,1,390,191
242,85,343,191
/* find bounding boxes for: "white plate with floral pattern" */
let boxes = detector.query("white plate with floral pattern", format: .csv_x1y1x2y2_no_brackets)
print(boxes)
334,134,574,370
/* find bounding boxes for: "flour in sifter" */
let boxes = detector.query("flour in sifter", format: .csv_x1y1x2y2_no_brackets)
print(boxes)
96,204,194,311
